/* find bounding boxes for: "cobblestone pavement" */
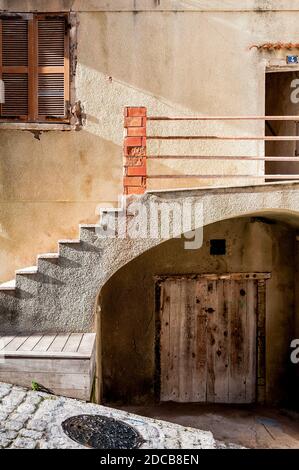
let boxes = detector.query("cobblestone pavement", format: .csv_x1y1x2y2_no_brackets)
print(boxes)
0,382,242,449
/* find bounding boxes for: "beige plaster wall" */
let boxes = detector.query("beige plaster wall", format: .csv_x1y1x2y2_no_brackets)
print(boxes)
100,216,296,405
1,4,299,279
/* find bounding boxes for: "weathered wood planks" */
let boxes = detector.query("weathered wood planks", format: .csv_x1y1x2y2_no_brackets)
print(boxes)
0,333,96,400
158,274,268,404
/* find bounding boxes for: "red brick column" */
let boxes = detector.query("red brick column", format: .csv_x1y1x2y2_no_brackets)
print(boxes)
123,106,147,195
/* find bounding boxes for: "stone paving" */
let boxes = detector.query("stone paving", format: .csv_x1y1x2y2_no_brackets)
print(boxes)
0,382,241,449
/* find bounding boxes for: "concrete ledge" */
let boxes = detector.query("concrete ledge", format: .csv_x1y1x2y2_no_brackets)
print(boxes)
0,123,72,132
148,180,299,198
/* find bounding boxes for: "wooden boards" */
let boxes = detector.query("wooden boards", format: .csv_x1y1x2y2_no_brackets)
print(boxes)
158,274,264,404
0,333,96,400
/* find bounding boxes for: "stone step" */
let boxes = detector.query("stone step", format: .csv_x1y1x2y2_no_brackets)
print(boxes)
37,253,60,270
16,266,38,275
58,239,80,245
37,253,59,260
58,239,81,257
79,224,101,242
0,279,16,292
14,267,39,290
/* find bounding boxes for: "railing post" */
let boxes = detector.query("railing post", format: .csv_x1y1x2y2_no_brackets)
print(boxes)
123,106,147,195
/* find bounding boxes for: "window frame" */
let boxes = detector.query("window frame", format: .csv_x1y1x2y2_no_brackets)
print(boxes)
0,11,76,130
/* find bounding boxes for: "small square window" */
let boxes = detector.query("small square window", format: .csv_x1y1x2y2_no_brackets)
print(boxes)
210,239,226,255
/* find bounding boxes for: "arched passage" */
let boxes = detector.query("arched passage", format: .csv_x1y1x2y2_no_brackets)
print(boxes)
98,212,299,408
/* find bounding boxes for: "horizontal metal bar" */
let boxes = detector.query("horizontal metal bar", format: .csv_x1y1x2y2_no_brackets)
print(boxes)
147,155,299,161
155,273,271,281
147,174,299,179
147,115,299,121
147,136,299,141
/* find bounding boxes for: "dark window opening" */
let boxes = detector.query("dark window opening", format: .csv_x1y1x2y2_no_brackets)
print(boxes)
210,239,226,255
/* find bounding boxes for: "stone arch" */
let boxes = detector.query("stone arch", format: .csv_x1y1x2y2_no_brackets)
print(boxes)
97,184,299,295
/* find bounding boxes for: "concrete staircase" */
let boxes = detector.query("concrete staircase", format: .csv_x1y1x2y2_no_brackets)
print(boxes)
0,190,164,336
0,224,99,294
0,214,118,397
0,224,100,295
0,191,159,336
0,204,123,334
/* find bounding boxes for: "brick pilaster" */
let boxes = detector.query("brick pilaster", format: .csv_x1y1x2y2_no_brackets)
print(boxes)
123,107,147,195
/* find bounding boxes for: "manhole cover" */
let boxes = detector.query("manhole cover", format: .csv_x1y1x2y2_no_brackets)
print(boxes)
62,414,143,449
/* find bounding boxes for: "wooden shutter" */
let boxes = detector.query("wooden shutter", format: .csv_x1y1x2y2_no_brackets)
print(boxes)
37,15,69,122
0,13,70,123
0,16,30,119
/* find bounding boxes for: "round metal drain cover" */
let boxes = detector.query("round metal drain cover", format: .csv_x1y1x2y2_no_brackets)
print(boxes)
62,414,143,449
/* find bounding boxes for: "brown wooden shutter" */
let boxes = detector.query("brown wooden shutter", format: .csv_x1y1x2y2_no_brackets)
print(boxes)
37,15,69,122
0,13,70,124
0,16,30,119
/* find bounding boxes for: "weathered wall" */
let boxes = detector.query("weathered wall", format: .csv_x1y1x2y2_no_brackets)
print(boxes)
0,130,121,280
1,2,299,280
100,216,296,406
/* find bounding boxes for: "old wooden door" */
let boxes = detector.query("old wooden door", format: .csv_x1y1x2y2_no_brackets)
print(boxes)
158,274,266,403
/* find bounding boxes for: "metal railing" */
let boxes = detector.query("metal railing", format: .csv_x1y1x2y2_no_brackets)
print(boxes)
146,114,299,181
123,108,299,195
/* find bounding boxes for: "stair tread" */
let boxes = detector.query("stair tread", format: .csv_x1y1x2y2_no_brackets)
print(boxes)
16,266,38,275
38,253,59,259
0,279,16,290
59,239,80,244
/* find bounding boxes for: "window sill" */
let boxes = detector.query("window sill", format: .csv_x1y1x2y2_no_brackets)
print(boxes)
0,122,73,131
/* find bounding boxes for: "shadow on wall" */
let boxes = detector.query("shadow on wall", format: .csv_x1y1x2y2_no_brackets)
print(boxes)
0,130,122,281
78,11,257,115
75,11,270,190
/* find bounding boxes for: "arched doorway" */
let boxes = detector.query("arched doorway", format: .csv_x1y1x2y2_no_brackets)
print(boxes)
98,213,299,408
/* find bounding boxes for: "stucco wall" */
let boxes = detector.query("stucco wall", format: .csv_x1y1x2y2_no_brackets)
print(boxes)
100,216,296,405
1,3,299,280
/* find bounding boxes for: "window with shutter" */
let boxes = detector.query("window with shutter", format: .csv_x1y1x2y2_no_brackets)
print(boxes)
0,13,70,124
